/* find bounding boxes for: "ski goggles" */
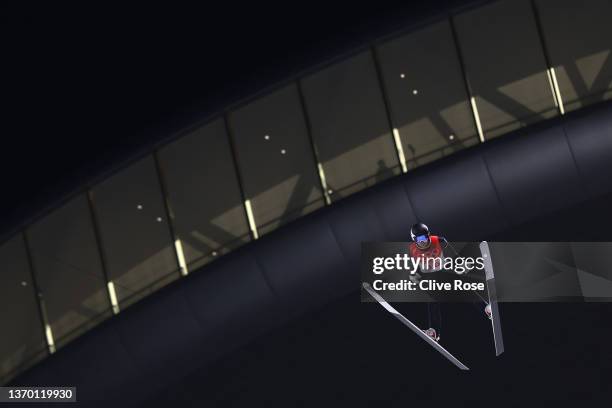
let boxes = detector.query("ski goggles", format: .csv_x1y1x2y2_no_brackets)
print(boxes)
416,234,429,243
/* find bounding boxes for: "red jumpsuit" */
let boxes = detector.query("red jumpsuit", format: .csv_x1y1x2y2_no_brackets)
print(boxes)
409,235,444,273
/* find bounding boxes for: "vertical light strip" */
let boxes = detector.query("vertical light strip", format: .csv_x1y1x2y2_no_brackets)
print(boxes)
470,96,485,143
317,163,332,205
244,199,259,239
548,67,565,115
45,324,56,354
174,239,189,276
530,0,564,116
392,128,408,173
107,281,120,315
546,69,558,107
23,232,55,356
40,298,56,353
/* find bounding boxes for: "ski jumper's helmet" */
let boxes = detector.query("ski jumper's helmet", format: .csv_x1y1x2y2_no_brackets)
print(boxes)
410,223,430,243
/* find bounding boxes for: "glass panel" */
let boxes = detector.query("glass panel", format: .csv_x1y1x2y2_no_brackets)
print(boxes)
300,51,400,201
454,0,558,139
536,0,612,112
0,236,46,384
376,20,479,169
91,156,179,309
228,84,324,235
157,118,251,271
27,195,111,348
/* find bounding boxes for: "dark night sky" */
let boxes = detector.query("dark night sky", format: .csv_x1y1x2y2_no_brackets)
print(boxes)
0,1,482,237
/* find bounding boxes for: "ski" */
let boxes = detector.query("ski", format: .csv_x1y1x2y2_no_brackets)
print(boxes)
480,241,505,356
362,282,470,370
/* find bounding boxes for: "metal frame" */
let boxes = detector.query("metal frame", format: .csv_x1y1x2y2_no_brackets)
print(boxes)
153,152,189,277
371,47,409,174
223,114,259,240
296,79,332,205
86,191,120,314
448,14,486,143
530,0,565,115
21,232,55,355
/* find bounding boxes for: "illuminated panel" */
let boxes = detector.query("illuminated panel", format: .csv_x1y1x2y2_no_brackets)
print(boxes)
91,156,180,309
27,195,112,349
300,51,400,201
0,236,46,384
157,119,251,271
454,0,558,139
536,0,612,112
228,84,324,235
376,20,479,168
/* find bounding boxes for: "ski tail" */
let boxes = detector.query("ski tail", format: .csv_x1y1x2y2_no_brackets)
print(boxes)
362,282,470,370
480,241,505,356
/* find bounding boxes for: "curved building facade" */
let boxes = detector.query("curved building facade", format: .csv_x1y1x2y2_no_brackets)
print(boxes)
1,0,612,399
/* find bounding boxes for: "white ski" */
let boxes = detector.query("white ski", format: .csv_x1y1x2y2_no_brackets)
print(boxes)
480,241,505,356
362,282,470,370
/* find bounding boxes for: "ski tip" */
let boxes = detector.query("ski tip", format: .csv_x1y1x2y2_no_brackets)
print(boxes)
362,282,371,290
479,240,490,252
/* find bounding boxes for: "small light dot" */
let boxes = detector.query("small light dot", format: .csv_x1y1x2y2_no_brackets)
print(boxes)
400,73,405,79
449,134,455,140
212,251,218,257
280,149,286,155
21,281,27,287
156,217,163,222
264,134,270,140
137,204,143,210
412,89,418,95
328,189,333,195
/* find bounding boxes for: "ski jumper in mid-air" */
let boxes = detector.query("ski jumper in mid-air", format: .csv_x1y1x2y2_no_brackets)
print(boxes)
409,222,447,273
409,223,447,341
408,223,491,341
362,223,504,370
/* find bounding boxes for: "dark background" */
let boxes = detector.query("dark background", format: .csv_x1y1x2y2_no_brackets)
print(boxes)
0,0,481,237
151,192,612,407
3,1,611,406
